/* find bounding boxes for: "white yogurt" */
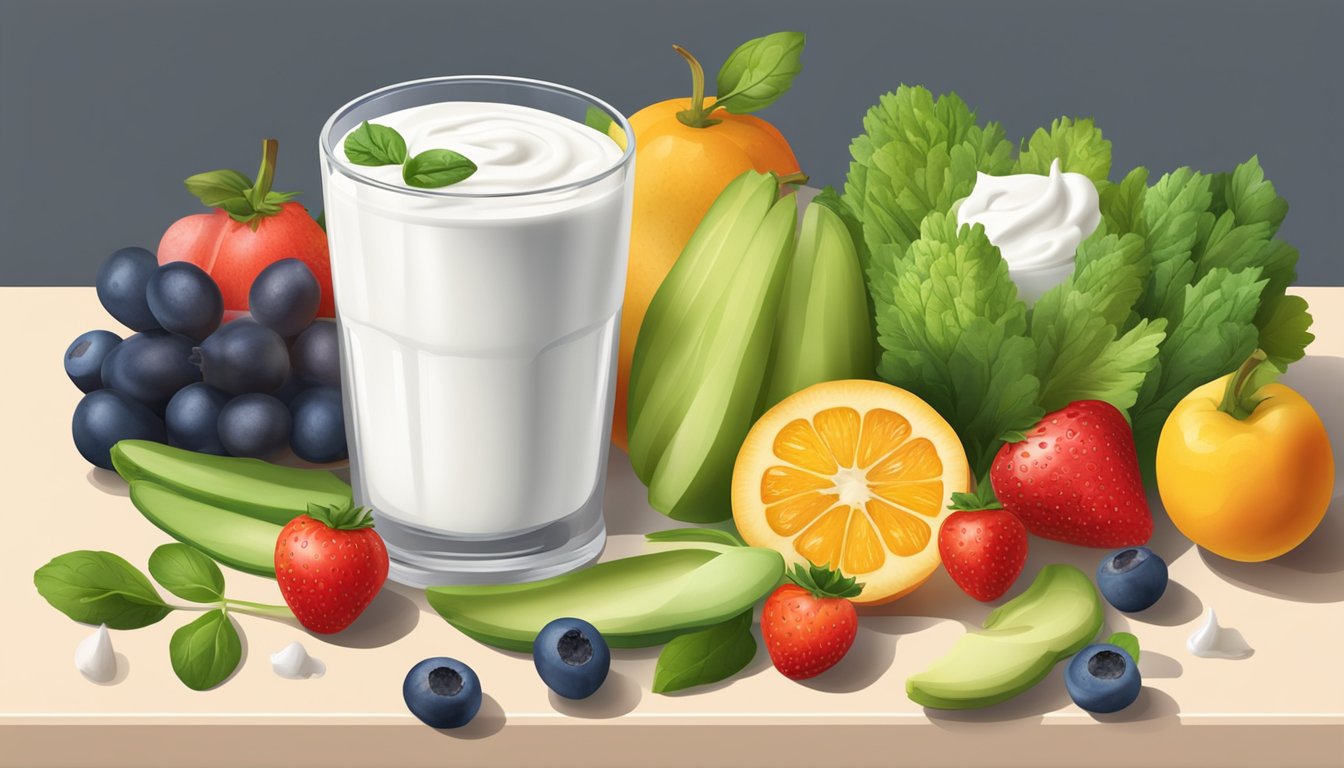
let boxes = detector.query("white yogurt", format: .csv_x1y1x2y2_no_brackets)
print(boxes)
1187,608,1254,659
957,158,1101,304
323,100,630,545
75,624,117,683
270,641,326,679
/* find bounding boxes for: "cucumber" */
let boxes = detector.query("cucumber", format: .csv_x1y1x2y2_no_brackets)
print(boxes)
426,547,784,652
111,440,350,526
128,480,282,577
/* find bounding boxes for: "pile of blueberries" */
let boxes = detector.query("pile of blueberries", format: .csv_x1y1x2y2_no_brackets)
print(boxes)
67,247,347,469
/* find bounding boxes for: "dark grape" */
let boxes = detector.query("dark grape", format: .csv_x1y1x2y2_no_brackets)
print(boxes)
100,329,201,412
72,389,165,469
146,262,224,341
249,259,320,338
194,319,290,395
291,320,341,387
289,386,347,463
64,330,122,393
95,247,160,331
217,393,291,458
165,382,230,455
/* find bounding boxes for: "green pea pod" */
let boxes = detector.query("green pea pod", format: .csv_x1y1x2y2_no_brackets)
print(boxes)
426,547,784,651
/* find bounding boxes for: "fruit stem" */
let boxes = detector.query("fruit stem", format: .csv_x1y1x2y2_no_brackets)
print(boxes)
1217,348,1269,420
221,598,294,618
249,139,279,206
673,45,721,128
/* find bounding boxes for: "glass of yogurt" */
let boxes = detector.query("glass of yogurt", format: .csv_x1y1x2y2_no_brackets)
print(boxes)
318,77,634,587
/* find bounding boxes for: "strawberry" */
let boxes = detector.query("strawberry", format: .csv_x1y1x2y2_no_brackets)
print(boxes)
761,563,862,680
939,486,1029,601
275,501,389,634
990,400,1153,548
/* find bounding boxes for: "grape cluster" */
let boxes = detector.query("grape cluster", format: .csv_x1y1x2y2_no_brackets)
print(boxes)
69,248,347,469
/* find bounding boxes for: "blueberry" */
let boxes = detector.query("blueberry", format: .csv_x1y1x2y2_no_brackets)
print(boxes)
64,330,122,393
1096,546,1168,613
291,321,341,387
146,262,223,341
290,386,347,463
95,247,160,331
532,618,610,699
217,393,291,458
270,373,305,406
402,657,482,729
72,389,165,469
193,319,290,395
249,259,321,338
1065,643,1142,713
100,329,201,412
165,383,230,455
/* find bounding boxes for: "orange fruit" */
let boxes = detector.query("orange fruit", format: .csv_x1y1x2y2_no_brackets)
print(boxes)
612,97,800,451
732,380,971,605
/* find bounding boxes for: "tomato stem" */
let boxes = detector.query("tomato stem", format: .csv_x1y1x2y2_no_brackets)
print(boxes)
249,139,279,208
673,45,722,128
1217,348,1269,420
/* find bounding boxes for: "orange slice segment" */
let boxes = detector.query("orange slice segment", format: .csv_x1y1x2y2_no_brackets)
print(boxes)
732,380,970,605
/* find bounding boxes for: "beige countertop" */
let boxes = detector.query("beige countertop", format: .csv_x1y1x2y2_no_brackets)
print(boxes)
2,287,1341,768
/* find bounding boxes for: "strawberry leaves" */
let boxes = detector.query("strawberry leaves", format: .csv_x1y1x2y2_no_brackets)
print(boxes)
786,562,864,599
305,500,376,530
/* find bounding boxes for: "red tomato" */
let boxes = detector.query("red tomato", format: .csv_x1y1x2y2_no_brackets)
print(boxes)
158,203,334,318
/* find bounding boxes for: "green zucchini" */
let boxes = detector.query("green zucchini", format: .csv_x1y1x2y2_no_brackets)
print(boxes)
111,440,350,526
128,480,282,577
426,547,784,651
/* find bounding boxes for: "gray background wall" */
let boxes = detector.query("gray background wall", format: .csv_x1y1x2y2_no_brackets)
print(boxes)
1,0,1340,284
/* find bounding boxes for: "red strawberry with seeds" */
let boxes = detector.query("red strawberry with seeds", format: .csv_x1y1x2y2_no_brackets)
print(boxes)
990,400,1153,548
939,486,1028,601
275,501,389,634
761,563,862,680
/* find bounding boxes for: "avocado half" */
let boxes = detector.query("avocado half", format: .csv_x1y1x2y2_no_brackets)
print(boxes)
906,563,1104,709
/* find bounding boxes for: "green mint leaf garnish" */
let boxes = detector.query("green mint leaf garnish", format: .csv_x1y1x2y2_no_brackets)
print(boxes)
713,31,805,115
148,543,225,604
343,121,408,167
33,550,172,629
403,148,477,189
652,610,756,694
169,609,242,691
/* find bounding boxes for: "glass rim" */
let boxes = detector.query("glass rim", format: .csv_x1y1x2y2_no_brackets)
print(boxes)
319,75,635,200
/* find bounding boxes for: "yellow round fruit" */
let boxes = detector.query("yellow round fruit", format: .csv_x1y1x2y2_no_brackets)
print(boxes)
732,380,971,605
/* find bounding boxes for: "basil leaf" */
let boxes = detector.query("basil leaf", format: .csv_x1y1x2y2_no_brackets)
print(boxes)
403,149,477,189
33,550,172,629
344,121,407,166
169,609,242,691
652,610,756,693
713,31,805,115
148,544,224,603
184,169,253,207
645,527,745,547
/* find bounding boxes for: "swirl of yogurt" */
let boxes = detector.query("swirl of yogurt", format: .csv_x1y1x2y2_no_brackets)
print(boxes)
956,158,1101,302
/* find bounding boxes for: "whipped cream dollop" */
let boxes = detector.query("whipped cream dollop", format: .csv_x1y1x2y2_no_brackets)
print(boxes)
1187,608,1254,659
271,641,326,679
956,158,1101,303
75,624,117,683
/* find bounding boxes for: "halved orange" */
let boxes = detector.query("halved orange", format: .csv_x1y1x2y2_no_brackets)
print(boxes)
732,380,970,605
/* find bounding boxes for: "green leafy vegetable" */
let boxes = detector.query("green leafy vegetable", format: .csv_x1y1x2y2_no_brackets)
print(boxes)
403,148,478,189
712,31,805,115
34,551,171,629
1013,117,1112,183
342,121,408,167
169,609,242,691
148,543,225,603
652,610,757,694
845,87,1313,484
1106,631,1141,662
